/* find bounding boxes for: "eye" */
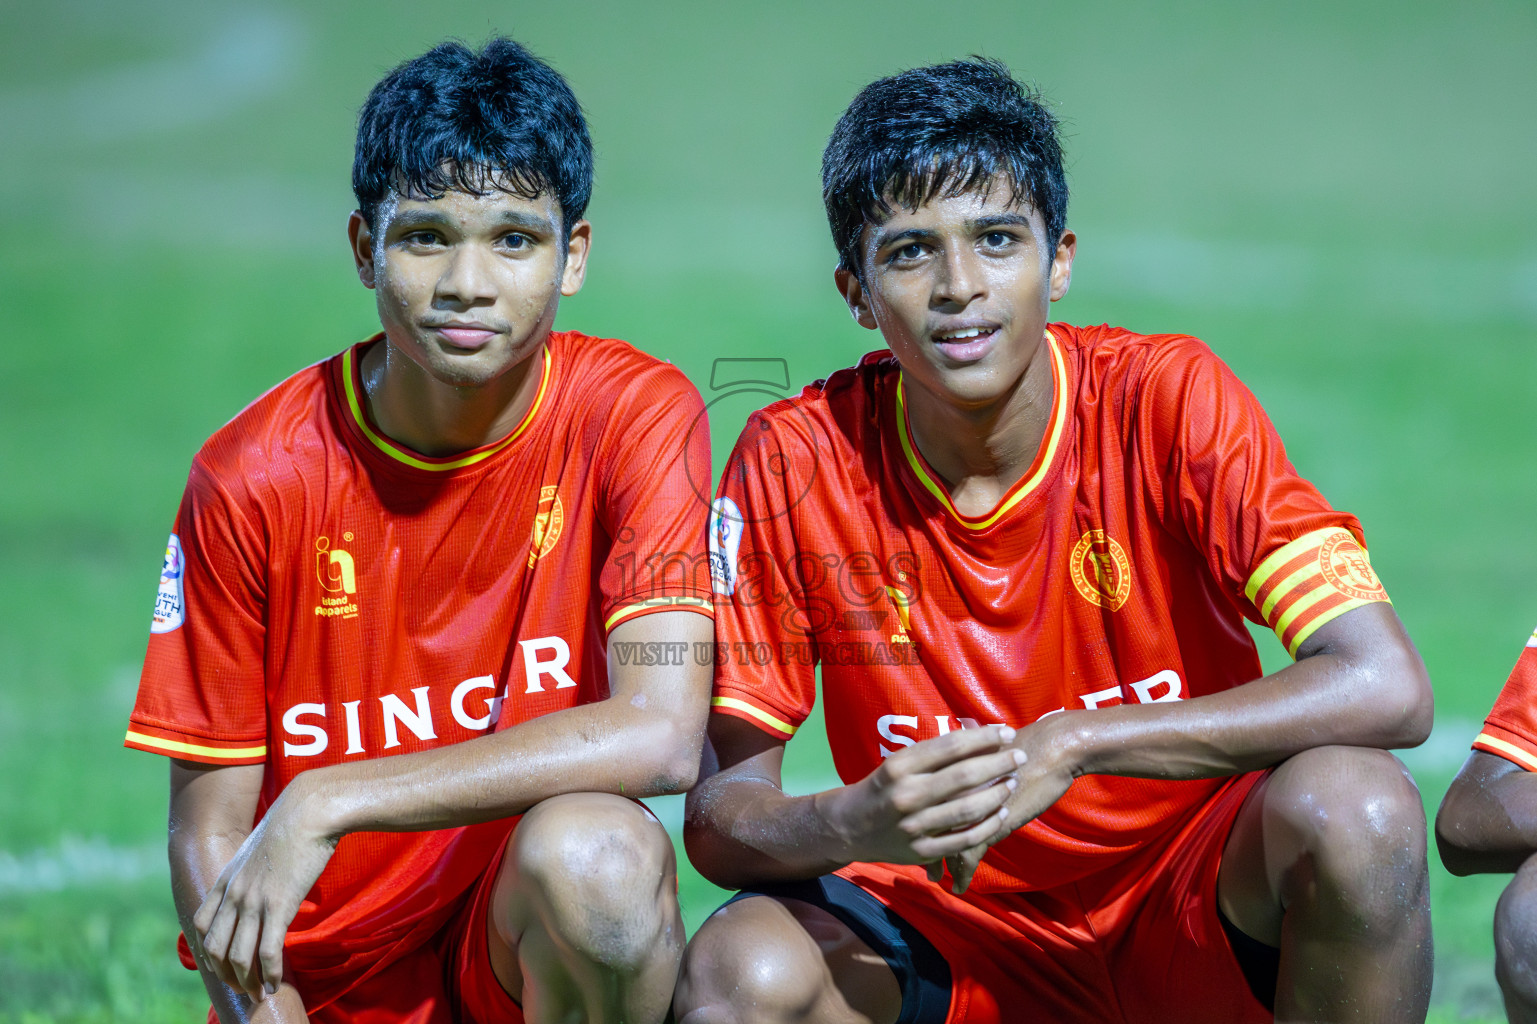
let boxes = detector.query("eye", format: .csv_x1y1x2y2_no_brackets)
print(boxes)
982,231,1013,248
890,242,925,263
500,233,530,250
403,230,442,247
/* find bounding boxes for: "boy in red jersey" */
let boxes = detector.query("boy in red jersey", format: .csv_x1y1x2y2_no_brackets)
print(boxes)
1438,630,1537,1021
125,39,712,1024
675,60,1433,1023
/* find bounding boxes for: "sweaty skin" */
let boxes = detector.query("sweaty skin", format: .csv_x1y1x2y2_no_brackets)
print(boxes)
680,181,1434,1024
1438,751,1537,1023
168,187,712,1018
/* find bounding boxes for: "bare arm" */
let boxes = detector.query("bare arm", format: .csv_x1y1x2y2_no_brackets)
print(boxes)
1043,602,1429,778
169,761,307,1021
198,609,713,999
687,602,1430,894
1436,750,1537,875
684,713,1024,890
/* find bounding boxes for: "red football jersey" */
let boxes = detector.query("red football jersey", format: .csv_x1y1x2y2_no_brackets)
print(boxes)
1473,627,1537,770
127,331,711,1008
708,323,1391,893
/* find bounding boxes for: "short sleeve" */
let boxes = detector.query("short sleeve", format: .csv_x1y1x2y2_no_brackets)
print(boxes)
1474,627,1537,771
125,459,269,764
707,410,818,740
1139,338,1391,657
595,364,714,632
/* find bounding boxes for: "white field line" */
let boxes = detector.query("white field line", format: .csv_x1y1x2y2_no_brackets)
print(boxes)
0,837,165,895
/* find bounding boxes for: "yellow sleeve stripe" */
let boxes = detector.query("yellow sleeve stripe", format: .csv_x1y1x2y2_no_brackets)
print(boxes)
711,696,796,737
125,730,266,760
1244,527,1345,603
1281,596,1372,658
1271,583,1344,646
604,596,714,632
1258,562,1322,622
1474,732,1537,772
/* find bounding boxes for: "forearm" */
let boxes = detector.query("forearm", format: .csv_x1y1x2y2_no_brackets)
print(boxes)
169,780,306,1021
1057,609,1430,781
294,692,701,838
683,774,857,889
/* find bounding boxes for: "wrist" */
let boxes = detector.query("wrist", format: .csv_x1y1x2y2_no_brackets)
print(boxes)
1035,711,1096,778
810,785,861,865
282,768,349,844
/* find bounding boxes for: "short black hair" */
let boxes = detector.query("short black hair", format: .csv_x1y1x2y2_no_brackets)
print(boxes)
822,58,1068,278
352,37,593,235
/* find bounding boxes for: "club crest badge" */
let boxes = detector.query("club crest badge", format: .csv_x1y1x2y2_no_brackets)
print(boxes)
529,486,564,567
151,534,186,633
1071,529,1132,611
1318,532,1386,602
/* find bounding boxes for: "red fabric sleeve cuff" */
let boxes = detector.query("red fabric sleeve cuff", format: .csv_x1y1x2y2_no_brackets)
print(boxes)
709,686,802,739
1473,721,1537,772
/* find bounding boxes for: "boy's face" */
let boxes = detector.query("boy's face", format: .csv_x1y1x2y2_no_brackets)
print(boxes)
348,187,589,389
836,178,1074,408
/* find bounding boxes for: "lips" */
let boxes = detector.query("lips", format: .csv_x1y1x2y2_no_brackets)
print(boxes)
427,324,500,350
931,325,999,362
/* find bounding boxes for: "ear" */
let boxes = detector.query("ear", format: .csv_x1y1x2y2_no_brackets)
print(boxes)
834,267,879,330
348,211,377,290
1048,229,1076,302
559,219,592,297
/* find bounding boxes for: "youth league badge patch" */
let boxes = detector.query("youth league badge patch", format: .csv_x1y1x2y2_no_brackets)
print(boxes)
709,497,743,596
151,534,186,633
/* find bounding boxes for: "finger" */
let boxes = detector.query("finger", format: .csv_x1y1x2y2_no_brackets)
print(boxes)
924,861,946,884
227,908,265,999
923,748,1027,801
948,847,984,893
885,725,1016,776
258,915,286,997
910,805,1012,860
199,900,239,984
900,778,1016,836
192,881,226,939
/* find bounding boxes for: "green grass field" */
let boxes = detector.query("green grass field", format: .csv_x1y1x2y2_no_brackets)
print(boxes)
2,0,1535,1019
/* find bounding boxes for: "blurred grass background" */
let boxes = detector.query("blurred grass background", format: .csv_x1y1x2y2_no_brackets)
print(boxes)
1,0,1533,1020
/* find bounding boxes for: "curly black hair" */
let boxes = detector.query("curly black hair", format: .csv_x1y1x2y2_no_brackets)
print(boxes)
352,37,592,237
822,58,1067,278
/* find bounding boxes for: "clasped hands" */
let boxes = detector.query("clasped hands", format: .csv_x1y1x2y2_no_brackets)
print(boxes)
814,720,1076,892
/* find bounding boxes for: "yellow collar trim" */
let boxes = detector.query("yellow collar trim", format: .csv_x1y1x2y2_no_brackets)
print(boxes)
895,329,1067,531
341,343,551,472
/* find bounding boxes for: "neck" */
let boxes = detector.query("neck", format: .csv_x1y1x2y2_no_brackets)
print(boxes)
903,338,1055,518
359,338,546,458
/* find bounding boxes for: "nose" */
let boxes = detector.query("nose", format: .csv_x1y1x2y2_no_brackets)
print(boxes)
931,246,985,311
435,244,498,309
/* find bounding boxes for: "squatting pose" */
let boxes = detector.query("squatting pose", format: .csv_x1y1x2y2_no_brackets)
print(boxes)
676,59,1434,1024
127,38,711,1024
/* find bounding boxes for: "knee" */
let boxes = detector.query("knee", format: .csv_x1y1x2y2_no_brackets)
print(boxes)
1268,747,1428,907
676,900,826,1024
511,794,677,965
1496,858,1537,1005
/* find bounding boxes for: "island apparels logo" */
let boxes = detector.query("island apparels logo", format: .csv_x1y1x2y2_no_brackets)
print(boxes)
314,534,360,619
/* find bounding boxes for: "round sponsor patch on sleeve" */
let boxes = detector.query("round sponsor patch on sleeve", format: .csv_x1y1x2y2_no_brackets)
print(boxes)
151,533,186,634
709,497,743,596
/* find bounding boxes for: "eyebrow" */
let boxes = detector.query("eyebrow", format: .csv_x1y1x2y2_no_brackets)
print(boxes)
870,213,1036,252
389,208,556,233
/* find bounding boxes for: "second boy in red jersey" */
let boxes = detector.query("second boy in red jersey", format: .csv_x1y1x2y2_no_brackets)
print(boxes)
126,40,711,1024
676,60,1433,1023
